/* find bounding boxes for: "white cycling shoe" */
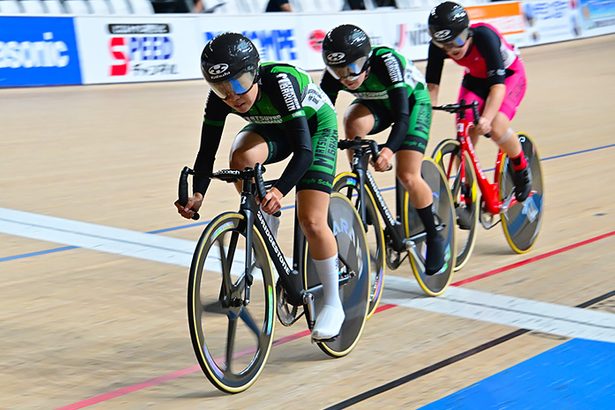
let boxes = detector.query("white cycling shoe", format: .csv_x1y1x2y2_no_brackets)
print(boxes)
311,304,345,340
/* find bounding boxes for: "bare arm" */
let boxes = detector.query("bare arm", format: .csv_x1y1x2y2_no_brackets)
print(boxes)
281,2,292,11
428,83,439,106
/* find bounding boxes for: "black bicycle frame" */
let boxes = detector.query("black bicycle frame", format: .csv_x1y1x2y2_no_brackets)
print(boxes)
346,143,408,253
243,189,308,308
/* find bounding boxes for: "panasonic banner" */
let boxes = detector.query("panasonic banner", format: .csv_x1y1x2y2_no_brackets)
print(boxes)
0,17,82,87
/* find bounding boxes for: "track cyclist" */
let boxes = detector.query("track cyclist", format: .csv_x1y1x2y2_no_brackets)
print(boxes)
174,33,344,340
426,1,532,204
320,24,446,275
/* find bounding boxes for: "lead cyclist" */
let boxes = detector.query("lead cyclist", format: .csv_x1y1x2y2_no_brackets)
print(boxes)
174,33,344,340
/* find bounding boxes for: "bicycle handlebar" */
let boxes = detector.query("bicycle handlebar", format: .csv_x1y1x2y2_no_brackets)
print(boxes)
339,137,394,171
178,166,200,220
338,137,383,163
432,100,480,118
212,164,281,217
433,100,491,138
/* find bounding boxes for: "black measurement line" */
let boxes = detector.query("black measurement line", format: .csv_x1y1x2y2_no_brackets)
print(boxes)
324,290,615,410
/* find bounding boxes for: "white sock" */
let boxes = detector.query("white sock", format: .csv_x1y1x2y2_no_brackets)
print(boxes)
313,255,342,308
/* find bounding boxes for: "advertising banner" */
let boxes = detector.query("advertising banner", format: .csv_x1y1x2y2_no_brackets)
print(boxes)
467,2,529,45
575,0,615,35
75,16,202,84
522,0,578,44
5,5,615,88
0,17,82,87
294,10,432,71
197,15,301,66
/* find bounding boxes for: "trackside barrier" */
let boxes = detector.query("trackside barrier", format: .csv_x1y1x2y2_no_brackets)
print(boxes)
1,0,614,87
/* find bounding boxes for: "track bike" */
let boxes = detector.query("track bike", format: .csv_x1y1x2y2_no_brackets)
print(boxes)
333,138,456,317
432,101,544,270
178,164,370,393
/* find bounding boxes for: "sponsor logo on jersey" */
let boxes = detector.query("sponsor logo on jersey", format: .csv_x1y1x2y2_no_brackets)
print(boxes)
487,68,506,78
276,73,300,112
302,84,332,110
108,23,177,77
382,52,403,83
352,90,388,100
244,115,283,124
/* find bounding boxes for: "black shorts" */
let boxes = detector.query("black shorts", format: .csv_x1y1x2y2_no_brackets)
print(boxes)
240,122,338,194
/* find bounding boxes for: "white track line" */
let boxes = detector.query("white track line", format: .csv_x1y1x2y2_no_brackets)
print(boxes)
383,276,615,343
2,208,614,342
0,208,195,266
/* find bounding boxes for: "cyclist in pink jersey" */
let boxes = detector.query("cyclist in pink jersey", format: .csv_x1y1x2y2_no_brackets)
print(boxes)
426,1,531,203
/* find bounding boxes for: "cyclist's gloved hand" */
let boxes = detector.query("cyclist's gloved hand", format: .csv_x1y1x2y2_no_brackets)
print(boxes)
175,192,203,220
260,187,283,215
472,116,492,136
373,147,394,172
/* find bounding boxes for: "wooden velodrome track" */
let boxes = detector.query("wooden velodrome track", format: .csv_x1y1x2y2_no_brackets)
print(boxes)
1,35,614,409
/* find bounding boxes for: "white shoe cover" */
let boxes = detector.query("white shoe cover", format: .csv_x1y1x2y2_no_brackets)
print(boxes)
311,304,345,340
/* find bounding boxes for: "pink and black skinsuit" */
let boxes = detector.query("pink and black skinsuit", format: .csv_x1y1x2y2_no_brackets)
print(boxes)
426,22,527,121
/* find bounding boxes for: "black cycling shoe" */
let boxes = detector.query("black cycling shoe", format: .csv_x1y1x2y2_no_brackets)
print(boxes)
456,206,473,230
425,233,446,276
511,166,532,202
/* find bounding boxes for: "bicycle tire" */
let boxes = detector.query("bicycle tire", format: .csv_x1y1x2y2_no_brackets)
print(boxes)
432,139,479,270
303,192,370,357
403,158,457,296
187,212,276,393
333,172,386,319
498,133,544,253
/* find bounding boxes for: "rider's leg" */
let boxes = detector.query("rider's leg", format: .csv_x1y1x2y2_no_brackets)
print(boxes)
396,150,446,275
490,114,532,202
229,130,269,192
297,190,344,339
343,102,375,163
401,93,446,275
229,130,281,234
459,66,531,202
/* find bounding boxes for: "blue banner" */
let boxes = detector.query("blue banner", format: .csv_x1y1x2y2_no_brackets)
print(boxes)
578,0,615,29
0,17,82,87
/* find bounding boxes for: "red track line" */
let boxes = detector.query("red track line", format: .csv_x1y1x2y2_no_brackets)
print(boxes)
56,365,200,410
451,230,615,287
57,230,615,409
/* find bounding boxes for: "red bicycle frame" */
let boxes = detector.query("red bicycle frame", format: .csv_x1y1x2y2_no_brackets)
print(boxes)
437,99,529,218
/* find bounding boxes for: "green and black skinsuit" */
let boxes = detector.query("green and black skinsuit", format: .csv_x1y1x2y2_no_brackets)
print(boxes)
320,46,432,154
194,62,338,197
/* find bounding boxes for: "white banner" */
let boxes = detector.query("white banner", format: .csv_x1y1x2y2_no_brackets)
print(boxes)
75,16,201,84
522,0,578,44
67,2,615,86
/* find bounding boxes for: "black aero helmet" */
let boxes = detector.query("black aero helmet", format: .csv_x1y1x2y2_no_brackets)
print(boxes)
322,24,371,80
428,1,470,48
200,32,260,98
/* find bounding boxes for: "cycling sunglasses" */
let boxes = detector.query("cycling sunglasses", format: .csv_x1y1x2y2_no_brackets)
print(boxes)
432,28,470,51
